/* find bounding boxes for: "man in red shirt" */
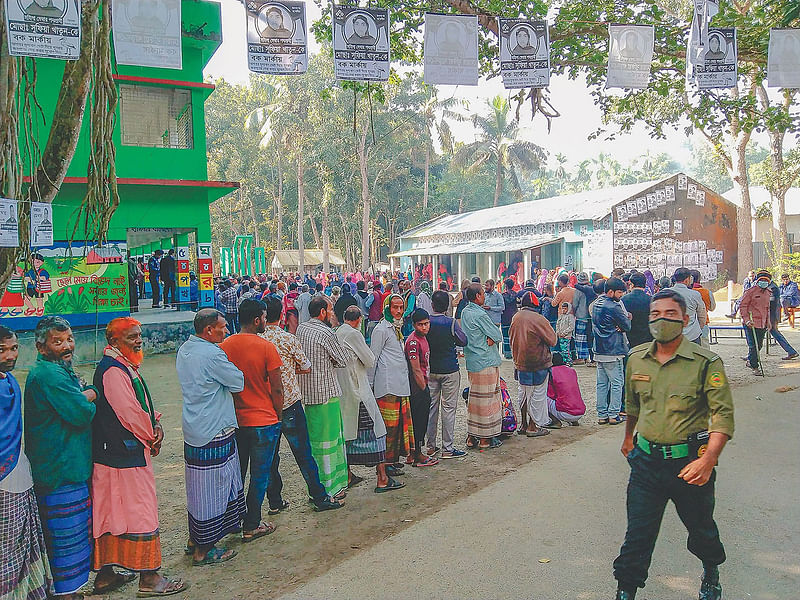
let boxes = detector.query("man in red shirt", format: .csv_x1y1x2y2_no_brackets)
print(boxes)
405,309,438,467
220,299,284,543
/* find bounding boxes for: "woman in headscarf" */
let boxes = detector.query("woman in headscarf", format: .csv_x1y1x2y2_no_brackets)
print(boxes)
644,270,656,295
368,294,412,490
417,280,433,314
536,269,549,293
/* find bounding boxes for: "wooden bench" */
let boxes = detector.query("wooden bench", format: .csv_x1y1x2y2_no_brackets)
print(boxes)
709,324,771,354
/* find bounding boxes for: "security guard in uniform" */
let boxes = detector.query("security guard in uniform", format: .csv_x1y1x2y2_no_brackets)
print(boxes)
613,289,734,600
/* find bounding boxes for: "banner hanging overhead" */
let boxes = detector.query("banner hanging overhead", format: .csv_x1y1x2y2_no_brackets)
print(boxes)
606,25,654,89
332,5,390,81
29,202,53,248
247,1,308,75
0,199,19,248
5,0,81,59
498,18,549,89
768,28,800,89
111,0,182,69
695,27,737,89
686,0,719,82
424,13,478,86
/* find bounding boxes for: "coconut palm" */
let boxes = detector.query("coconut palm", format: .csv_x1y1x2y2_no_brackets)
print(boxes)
453,95,546,207
420,87,464,211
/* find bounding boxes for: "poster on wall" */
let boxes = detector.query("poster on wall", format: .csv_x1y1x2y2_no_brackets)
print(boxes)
695,27,737,89
606,24,654,89
5,0,81,59
112,0,183,69
424,13,478,85
0,241,128,321
247,0,308,75
498,18,549,89
332,5,390,81
29,202,53,247
767,28,800,89
0,199,19,248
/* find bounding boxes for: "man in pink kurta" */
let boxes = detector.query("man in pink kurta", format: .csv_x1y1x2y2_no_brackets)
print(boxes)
90,318,187,596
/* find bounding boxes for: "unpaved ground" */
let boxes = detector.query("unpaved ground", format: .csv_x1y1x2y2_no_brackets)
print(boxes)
16,325,800,599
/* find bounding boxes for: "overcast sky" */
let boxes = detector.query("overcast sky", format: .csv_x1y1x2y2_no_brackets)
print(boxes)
202,0,741,170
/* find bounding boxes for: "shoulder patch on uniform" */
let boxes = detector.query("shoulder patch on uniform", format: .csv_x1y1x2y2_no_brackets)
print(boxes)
708,371,725,388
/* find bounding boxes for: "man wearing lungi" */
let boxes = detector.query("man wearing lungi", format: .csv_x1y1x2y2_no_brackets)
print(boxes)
24,317,97,599
177,309,246,566
0,326,51,600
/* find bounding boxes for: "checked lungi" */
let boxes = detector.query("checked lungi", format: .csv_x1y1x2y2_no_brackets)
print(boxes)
346,403,387,467
305,398,349,497
37,483,91,596
184,430,245,547
1,488,51,599
377,394,413,464
466,366,502,440
574,318,590,360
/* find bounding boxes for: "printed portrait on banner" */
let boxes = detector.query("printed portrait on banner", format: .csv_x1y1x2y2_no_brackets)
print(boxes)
332,6,390,81
247,0,308,75
424,13,478,86
498,18,549,89
5,0,81,59
695,27,737,89
112,0,182,69
607,25,654,89
768,28,800,89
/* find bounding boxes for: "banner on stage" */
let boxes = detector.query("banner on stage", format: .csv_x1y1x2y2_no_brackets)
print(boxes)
247,0,308,75
0,199,19,248
768,28,800,89
5,0,81,59
498,18,549,89
112,0,182,69
695,27,737,89
332,5,390,81
30,202,53,247
607,25,654,89
424,13,478,86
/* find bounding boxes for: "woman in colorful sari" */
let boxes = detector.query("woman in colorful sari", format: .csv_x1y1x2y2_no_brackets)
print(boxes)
368,295,412,490
536,269,549,294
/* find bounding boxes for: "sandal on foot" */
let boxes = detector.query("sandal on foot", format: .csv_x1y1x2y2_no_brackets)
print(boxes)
313,496,345,512
242,521,277,543
192,547,237,566
488,437,503,448
526,428,550,437
466,436,478,449
598,418,609,425
374,477,406,493
542,420,562,429
137,577,189,597
267,500,289,515
385,465,404,477
348,474,365,487
333,489,347,501
413,456,439,467
94,572,137,594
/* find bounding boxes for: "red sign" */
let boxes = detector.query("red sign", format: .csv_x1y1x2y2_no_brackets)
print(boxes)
198,259,213,274
178,260,190,272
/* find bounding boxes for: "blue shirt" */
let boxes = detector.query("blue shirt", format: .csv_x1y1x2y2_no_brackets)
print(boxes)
177,335,244,447
483,290,504,325
427,313,467,374
460,302,502,372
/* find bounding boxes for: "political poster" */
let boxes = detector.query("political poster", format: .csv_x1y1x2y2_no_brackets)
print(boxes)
424,13,478,86
695,27,737,89
607,24,654,89
332,5,390,81
768,28,800,89
30,202,53,247
498,18,549,89
112,0,182,69
247,0,308,75
686,0,719,79
0,199,19,248
5,0,81,59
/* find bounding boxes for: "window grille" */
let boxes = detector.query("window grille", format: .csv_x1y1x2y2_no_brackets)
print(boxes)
119,84,193,149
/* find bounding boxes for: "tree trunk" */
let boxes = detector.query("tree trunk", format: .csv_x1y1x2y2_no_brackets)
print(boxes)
309,213,320,249
247,191,260,247
358,128,370,271
322,201,330,274
493,160,503,207
275,153,283,250
297,158,305,274
423,145,430,212
729,132,753,279
768,130,789,260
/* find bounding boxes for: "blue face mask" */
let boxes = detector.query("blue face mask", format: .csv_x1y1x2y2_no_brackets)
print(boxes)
757,280,769,289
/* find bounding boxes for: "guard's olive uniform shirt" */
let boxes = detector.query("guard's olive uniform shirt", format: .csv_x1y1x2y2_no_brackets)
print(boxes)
626,337,734,445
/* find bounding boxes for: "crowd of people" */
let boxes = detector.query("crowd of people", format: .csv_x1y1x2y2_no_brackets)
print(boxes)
2,261,796,599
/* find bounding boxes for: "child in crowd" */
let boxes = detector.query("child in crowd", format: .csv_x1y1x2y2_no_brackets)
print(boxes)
555,301,575,366
405,309,439,467
545,353,585,427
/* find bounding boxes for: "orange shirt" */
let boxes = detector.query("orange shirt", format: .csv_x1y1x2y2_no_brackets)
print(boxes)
220,333,283,427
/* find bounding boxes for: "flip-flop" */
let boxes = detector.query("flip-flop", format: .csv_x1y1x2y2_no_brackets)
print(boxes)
385,465,404,477
374,477,406,493
192,546,237,566
526,429,550,437
348,474,365,487
242,521,277,543
94,572,137,594
137,577,189,597
488,438,503,448
413,456,439,467
268,500,289,515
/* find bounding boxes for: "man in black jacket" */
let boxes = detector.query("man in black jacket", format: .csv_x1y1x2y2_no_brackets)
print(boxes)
622,273,652,348
159,249,177,309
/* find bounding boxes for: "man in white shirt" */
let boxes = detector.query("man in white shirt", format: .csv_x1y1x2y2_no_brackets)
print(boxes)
671,268,708,345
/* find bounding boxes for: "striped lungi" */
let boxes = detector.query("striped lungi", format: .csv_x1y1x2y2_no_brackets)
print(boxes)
377,394,413,464
1,488,51,599
305,398,349,497
501,325,512,358
574,319,590,359
346,403,387,467
37,483,91,596
184,431,246,547
466,366,502,439
92,530,161,572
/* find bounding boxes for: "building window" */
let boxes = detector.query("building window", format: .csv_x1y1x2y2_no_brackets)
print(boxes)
119,84,193,149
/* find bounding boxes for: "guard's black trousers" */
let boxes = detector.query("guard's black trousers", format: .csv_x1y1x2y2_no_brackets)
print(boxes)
613,445,726,590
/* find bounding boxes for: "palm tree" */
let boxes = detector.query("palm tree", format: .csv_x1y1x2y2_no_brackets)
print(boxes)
420,87,464,212
453,96,546,207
